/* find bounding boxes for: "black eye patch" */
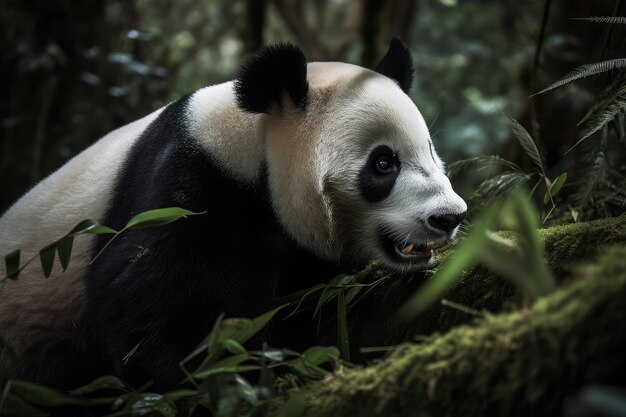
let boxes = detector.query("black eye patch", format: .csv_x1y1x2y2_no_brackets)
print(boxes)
358,145,401,202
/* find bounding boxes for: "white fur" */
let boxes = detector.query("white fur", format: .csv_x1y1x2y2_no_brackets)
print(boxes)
262,62,466,268
0,109,162,370
187,83,263,183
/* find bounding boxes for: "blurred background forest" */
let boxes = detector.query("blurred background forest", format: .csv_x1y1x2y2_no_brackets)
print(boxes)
0,0,624,215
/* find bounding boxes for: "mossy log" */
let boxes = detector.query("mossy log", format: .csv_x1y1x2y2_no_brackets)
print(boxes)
280,216,626,417
347,215,626,349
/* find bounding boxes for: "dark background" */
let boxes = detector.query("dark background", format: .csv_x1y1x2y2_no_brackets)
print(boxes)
0,0,620,213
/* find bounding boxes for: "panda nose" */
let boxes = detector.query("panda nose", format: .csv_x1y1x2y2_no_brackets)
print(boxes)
427,212,466,233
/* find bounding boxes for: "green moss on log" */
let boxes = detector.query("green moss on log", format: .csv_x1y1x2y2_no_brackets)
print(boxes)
349,215,626,348
284,245,626,417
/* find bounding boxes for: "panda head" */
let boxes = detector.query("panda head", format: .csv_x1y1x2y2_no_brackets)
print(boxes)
235,38,467,273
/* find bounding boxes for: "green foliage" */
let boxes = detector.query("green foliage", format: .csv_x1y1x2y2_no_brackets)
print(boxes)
448,117,567,223
534,59,626,96
1,306,339,417
3,208,204,281
572,16,626,25
397,191,555,321
529,16,626,219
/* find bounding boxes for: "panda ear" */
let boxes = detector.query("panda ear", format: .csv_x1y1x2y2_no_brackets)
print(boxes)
374,37,414,94
235,43,309,113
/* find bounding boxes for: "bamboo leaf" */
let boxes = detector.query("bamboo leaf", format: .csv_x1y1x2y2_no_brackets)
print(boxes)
290,346,340,379
506,116,545,175
68,219,117,235
223,339,247,355
161,390,197,402
0,393,49,417
543,172,568,204
534,59,626,96
396,206,498,321
68,375,127,396
193,354,254,379
56,235,74,272
124,208,204,230
39,244,56,278
10,380,92,407
5,250,20,280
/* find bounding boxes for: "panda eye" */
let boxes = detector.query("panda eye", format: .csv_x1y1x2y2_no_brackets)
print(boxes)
375,156,393,174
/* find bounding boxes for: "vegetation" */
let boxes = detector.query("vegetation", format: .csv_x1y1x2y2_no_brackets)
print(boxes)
2,0,626,416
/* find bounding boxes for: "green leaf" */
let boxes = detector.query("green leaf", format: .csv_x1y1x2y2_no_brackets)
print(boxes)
337,291,350,362
56,235,74,272
223,339,247,355
274,392,307,417
68,219,117,235
194,364,260,379
233,305,286,344
344,285,362,305
0,393,49,417
124,208,203,230
396,206,498,321
313,287,340,318
161,389,197,402
534,59,626,96
506,116,545,176
5,249,20,280
39,244,56,278
10,380,91,407
543,172,568,204
68,375,127,396
572,16,626,25
290,346,340,379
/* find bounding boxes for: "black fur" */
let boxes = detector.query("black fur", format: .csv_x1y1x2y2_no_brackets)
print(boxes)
358,145,401,202
234,43,309,113
374,37,414,94
86,94,337,391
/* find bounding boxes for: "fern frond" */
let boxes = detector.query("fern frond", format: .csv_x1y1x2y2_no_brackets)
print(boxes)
447,155,522,179
472,171,531,203
572,16,626,25
533,59,626,96
578,79,626,125
506,116,546,177
568,99,626,153
573,128,610,207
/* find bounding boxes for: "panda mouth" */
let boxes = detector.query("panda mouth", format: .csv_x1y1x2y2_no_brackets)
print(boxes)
381,232,438,265
395,242,437,260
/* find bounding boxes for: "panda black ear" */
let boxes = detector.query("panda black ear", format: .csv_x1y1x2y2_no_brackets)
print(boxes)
374,37,414,94
235,43,309,113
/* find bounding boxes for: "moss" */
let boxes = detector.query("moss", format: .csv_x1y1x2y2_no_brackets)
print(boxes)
347,215,626,349
539,215,626,278
281,245,626,417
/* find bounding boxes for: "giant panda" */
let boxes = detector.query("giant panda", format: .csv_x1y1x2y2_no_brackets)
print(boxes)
0,38,466,391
